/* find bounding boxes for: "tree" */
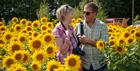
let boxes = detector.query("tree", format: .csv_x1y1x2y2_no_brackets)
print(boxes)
96,0,132,24
0,0,41,23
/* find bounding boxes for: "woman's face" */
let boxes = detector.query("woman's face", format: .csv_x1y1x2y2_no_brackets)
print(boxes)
64,11,73,23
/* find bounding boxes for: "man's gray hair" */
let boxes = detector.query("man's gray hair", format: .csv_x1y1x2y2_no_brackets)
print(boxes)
85,2,98,13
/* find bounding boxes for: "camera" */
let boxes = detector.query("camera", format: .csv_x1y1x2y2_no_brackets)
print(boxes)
73,46,85,56
73,22,85,56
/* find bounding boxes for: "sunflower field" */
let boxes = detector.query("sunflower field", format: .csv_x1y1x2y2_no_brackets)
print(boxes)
0,17,140,71
96,24,140,71
0,17,82,71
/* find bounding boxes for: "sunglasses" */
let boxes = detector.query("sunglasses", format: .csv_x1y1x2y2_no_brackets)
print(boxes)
83,11,94,16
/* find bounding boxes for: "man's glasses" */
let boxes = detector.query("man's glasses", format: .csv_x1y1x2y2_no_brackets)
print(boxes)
83,11,94,16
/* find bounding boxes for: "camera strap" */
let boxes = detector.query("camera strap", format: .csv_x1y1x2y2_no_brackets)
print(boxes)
60,22,78,49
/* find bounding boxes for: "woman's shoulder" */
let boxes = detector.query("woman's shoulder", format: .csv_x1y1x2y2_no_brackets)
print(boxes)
68,24,74,30
52,23,61,33
53,24,64,38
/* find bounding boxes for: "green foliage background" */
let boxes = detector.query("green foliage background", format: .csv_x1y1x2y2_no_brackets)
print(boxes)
0,0,139,24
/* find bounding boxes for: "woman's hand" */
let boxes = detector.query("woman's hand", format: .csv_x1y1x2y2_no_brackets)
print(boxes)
60,37,70,55
66,29,72,38
63,37,71,48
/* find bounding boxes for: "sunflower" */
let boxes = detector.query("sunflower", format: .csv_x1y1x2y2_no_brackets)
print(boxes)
20,18,27,26
27,21,32,27
12,23,17,28
11,17,19,24
42,33,55,44
26,26,32,31
41,17,48,24
54,66,66,71
47,28,52,34
0,22,4,26
12,50,23,62
64,54,81,71
96,40,105,50
0,26,6,33
134,31,140,40
125,36,136,45
109,36,116,41
76,18,82,23
8,41,22,53
3,32,13,42
115,46,127,55
109,39,117,47
32,50,47,63
32,31,39,38
0,38,5,45
11,36,18,42
32,20,40,29
72,18,76,24
29,38,43,51
22,50,30,64
117,37,126,46
46,60,61,71
28,31,32,36
14,24,22,32
108,28,114,33
45,44,58,58
2,56,14,68
41,25,48,32
130,28,136,34
21,29,28,34
8,63,27,71
27,36,35,42
122,31,130,39
126,26,134,31
31,61,41,71
18,34,26,43
47,22,54,29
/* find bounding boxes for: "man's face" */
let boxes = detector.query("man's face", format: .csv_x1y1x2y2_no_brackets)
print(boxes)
83,6,96,23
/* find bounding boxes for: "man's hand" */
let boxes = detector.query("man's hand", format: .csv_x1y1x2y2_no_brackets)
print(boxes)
79,35,89,44
78,35,97,47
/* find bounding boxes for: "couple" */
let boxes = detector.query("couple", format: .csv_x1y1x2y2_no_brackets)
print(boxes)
53,2,108,71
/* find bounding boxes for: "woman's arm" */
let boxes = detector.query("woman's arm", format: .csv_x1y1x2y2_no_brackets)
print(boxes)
55,37,70,55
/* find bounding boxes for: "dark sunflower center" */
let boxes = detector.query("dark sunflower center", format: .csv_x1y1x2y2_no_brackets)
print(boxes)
42,26,47,30
33,64,38,69
47,47,53,54
12,44,20,52
23,54,28,62
117,47,122,52
50,65,58,71
68,58,76,67
32,40,41,49
44,36,51,42
6,34,11,40
37,54,43,60
15,54,22,60
33,23,38,27
128,38,133,43
124,33,129,38
6,59,13,67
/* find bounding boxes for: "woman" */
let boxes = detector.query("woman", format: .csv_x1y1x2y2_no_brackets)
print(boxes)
53,5,78,64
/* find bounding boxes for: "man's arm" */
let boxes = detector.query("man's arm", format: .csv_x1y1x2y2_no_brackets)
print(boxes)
79,35,97,47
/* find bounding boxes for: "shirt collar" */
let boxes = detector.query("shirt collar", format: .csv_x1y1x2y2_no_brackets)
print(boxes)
83,19,98,29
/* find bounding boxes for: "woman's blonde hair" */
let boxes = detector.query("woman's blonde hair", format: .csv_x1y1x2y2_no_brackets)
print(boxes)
56,5,73,21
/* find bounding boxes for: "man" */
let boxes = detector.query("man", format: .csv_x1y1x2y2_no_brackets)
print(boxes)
75,2,109,71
